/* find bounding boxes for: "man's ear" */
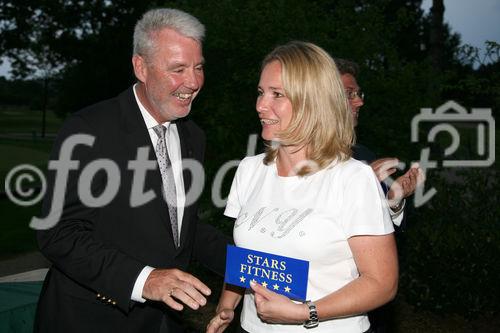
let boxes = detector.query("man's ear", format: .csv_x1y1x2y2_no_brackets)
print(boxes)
132,55,147,82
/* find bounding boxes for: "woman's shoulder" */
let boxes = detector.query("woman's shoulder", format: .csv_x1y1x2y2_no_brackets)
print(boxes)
327,157,372,175
232,153,270,187
320,158,376,189
239,153,267,170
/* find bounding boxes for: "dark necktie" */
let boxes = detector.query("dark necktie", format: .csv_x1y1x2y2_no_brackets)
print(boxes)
153,124,179,248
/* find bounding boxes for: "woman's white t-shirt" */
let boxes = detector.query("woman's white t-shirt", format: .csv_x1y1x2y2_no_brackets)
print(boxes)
224,154,394,333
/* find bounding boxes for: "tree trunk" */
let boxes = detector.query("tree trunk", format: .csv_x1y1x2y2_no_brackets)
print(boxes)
429,0,445,68
41,77,48,138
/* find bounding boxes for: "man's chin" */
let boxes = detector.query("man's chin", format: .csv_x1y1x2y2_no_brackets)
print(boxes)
162,104,192,121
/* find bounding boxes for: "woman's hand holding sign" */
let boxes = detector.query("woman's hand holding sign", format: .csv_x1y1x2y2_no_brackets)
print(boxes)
250,281,308,324
206,308,234,333
206,283,243,333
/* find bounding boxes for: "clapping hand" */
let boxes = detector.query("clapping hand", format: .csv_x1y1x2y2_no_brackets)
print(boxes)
370,158,425,206
387,163,425,205
370,158,400,182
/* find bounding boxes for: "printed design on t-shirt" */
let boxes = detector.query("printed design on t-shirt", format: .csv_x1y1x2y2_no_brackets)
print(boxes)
235,207,313,238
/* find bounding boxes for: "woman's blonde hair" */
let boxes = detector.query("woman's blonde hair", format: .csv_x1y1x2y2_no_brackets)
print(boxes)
261,41,355,175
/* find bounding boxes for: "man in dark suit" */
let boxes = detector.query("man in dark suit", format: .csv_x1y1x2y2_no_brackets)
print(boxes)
335,58,424,228
335,59,424,332
35,8,230,332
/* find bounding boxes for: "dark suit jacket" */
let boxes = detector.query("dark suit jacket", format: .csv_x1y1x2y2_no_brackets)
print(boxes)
353,144,404,332
352,143,377,164
35,87,229,332
352,143,407,231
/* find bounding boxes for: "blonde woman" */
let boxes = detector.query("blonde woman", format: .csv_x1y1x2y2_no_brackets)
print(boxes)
207,41,398,333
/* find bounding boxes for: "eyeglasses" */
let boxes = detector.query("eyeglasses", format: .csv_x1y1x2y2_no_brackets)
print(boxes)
345,89,364,101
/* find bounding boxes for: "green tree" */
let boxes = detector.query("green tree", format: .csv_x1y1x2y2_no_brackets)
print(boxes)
0,0,159,115
2,0,497,318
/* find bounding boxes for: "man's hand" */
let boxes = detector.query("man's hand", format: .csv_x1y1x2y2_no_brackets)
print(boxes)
387,163,425,206
142,268,211,311
370,158,399,182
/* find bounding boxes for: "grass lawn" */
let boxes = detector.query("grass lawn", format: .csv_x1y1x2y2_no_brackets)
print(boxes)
0,142,52,183
0,106,63,186
0,107,64,134
0,140,54,259
0,107,62,258
0,199,39,258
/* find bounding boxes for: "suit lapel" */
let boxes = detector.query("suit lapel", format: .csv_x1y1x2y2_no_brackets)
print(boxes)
176,120,196,249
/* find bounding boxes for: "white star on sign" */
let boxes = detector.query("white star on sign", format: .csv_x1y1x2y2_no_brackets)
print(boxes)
262,281,268,288
284,286,291,293
240,276,246,283
273,284,279,290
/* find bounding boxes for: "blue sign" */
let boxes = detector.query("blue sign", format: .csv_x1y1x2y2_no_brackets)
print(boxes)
225,245,309,301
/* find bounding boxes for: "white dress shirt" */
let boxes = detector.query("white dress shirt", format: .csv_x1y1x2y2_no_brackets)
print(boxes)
130,84,186,302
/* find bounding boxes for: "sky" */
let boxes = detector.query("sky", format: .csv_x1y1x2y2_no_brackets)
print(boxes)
1,0,499,78
421,0,500,56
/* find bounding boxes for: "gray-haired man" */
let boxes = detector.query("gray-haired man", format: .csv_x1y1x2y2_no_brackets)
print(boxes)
35,8,229,332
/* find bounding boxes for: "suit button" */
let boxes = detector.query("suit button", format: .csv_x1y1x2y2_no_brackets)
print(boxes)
96,293,101,298
112,301,117,306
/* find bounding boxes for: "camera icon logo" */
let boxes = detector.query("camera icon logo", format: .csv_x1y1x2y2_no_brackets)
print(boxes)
411,100,495,167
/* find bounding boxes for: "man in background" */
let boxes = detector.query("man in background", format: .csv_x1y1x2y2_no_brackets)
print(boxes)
336,58,423,229
336,58,424,332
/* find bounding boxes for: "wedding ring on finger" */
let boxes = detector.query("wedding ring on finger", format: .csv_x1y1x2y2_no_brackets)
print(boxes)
168,288,175,297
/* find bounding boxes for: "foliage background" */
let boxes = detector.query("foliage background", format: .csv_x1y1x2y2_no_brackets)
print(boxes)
1,0,498,321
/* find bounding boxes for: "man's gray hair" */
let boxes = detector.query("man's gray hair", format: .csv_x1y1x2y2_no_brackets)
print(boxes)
133,8,205,57
334,58,360,77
